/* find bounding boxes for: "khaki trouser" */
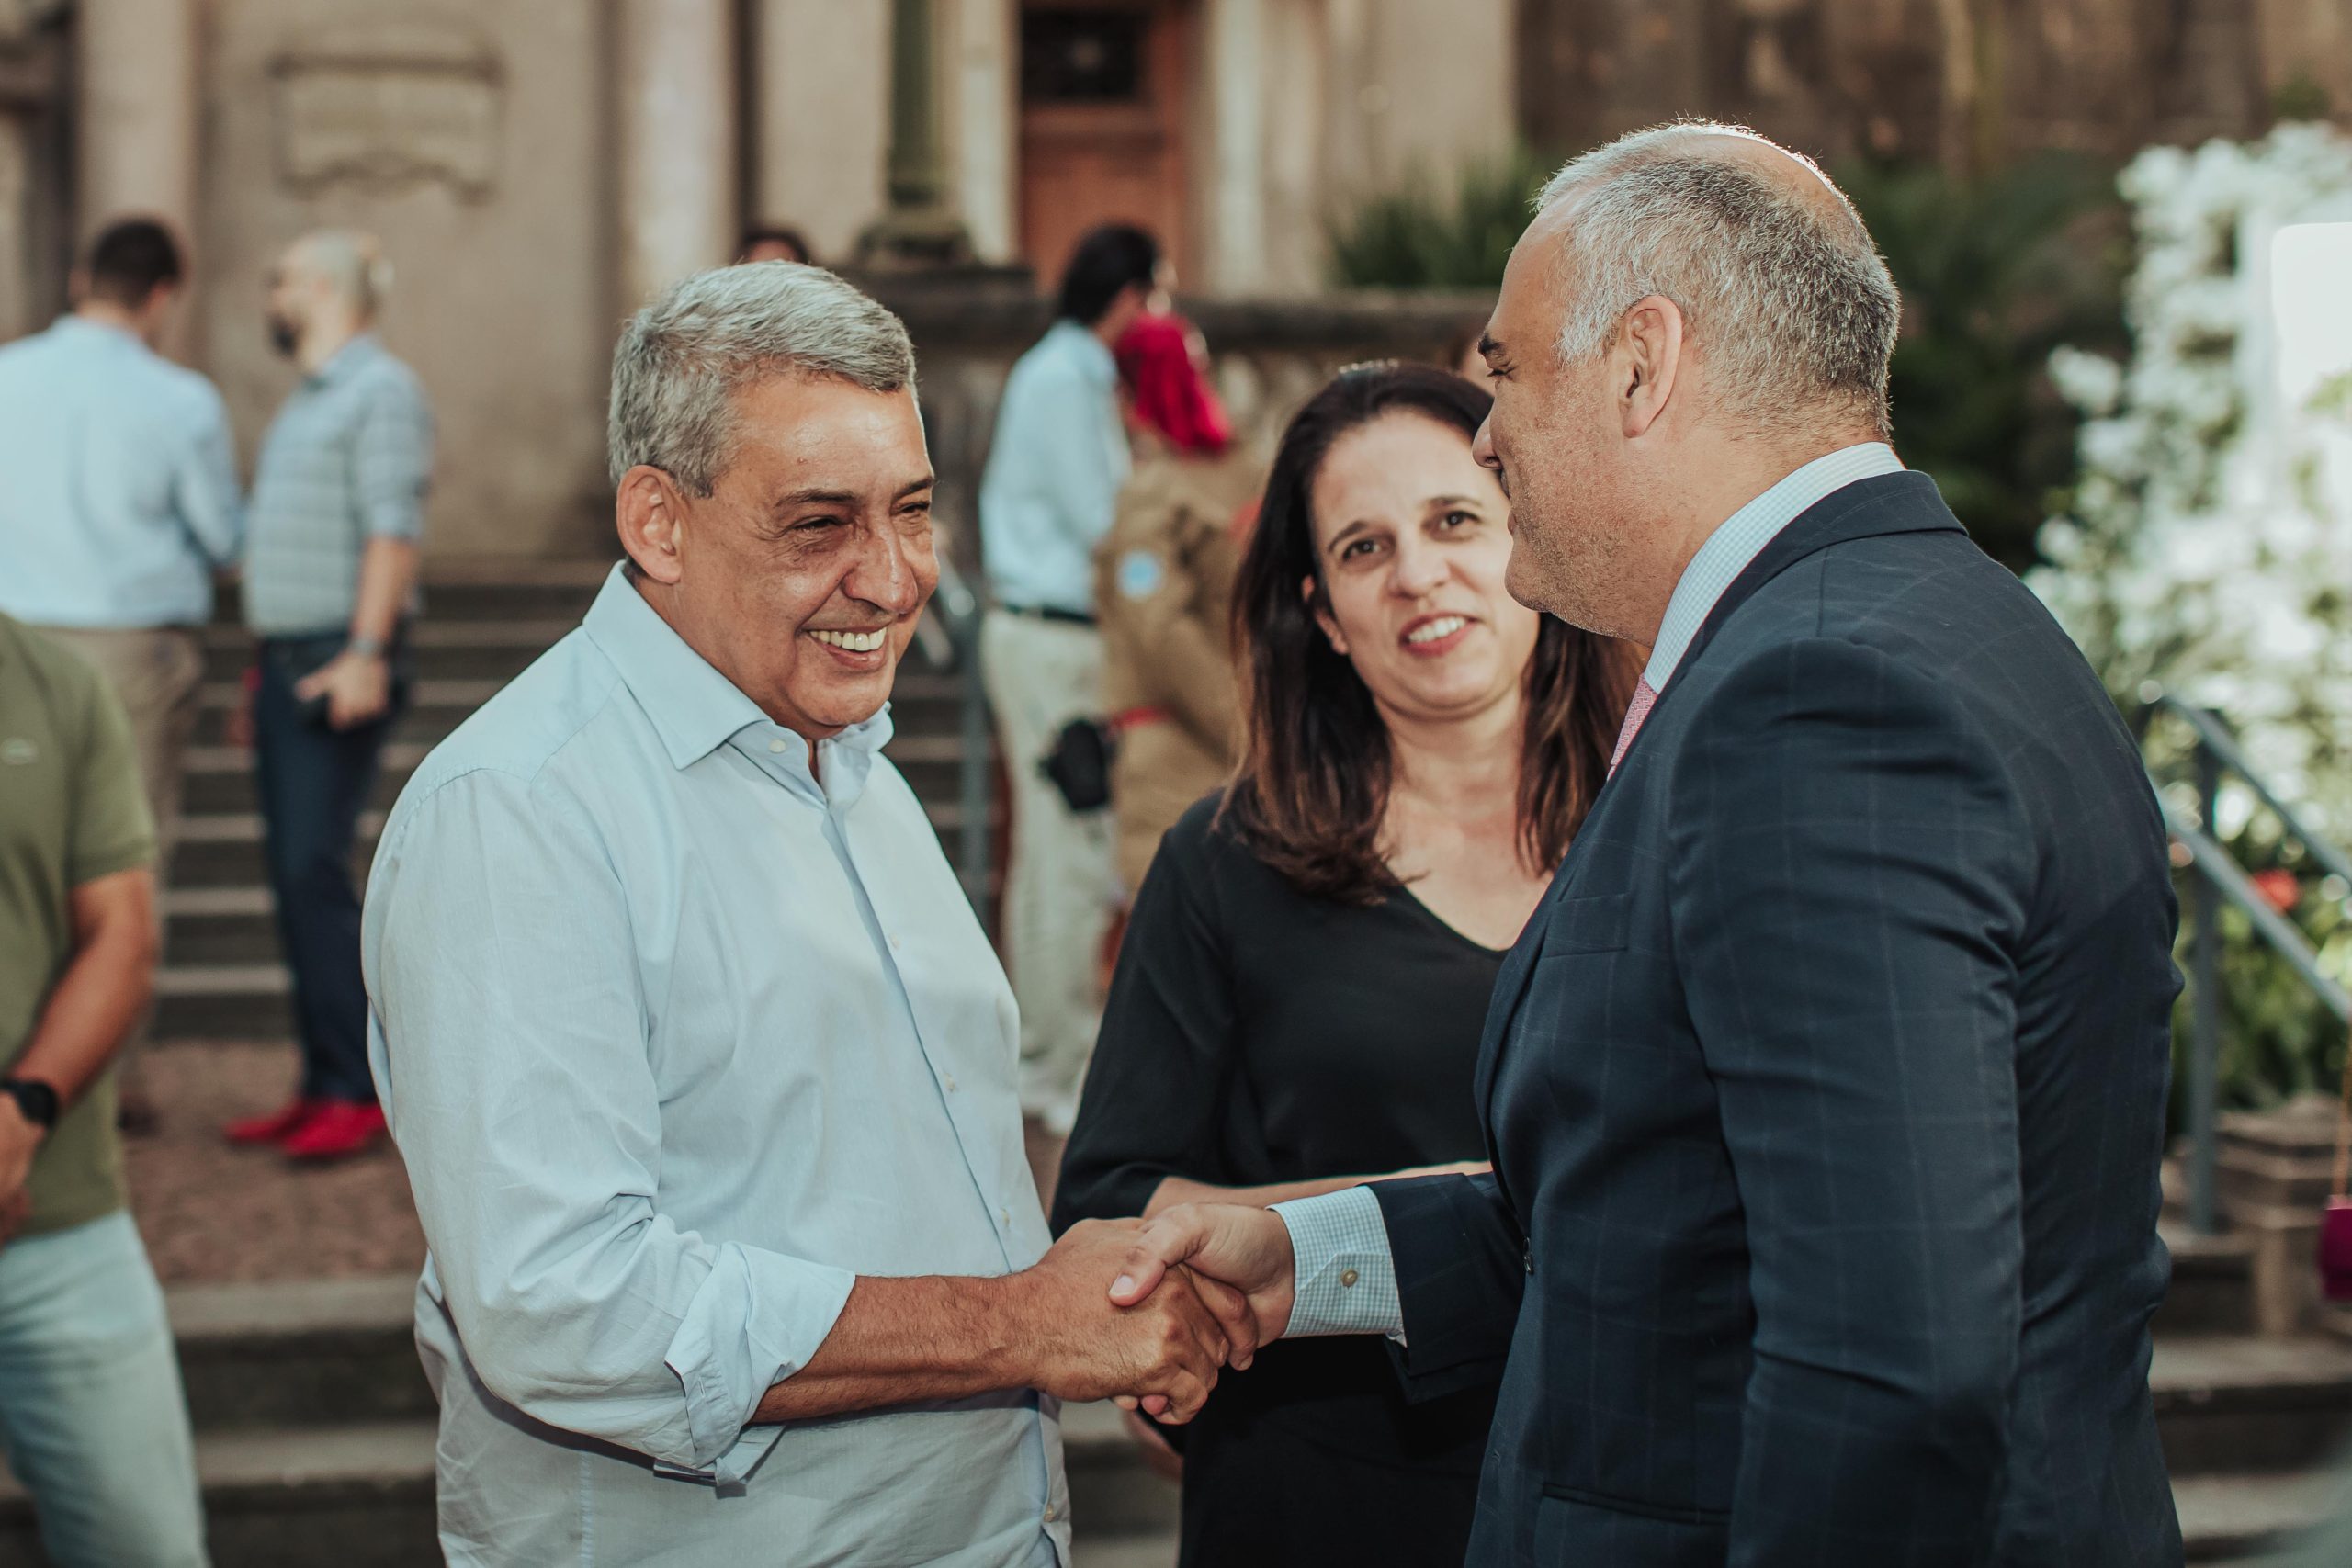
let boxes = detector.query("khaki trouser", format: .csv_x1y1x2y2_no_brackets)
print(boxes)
978,610,1117,1134
30,626,205,1082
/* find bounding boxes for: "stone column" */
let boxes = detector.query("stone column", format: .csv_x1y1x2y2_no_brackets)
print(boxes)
946,0,1015,264
856,0,972,266
749,0,890,262
0,113,33,342
616,0,738,309
1205,0,1268,293
76,0,198,242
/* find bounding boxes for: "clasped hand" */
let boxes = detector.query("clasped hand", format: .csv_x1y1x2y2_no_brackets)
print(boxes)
1019,1205,1304,1423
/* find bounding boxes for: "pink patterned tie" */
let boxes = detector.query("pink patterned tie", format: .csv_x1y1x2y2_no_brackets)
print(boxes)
1609,678,1658,777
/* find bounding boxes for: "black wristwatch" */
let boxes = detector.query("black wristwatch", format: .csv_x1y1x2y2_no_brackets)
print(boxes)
1,1077,59,1131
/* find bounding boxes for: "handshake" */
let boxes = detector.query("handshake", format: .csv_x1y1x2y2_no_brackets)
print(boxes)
1000,1206,1301,1423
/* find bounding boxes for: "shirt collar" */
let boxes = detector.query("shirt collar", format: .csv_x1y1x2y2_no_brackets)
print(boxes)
307,332,381,388
1642,442,1905,691
1046,318,1117,389
580,565,895,795
53,314,146,351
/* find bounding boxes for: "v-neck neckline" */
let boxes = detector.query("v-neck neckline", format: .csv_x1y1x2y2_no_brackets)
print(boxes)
1390,878,1516,959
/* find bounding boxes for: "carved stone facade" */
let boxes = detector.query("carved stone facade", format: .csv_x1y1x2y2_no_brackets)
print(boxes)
29,0,2352,559
1517,0,2352,169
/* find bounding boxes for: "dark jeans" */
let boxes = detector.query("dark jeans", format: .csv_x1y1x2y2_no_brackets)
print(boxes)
253,633,408,1104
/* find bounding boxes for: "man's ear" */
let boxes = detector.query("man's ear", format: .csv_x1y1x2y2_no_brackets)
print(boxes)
1303,574,1347,657
1616,294,1685,440
616,466,691,585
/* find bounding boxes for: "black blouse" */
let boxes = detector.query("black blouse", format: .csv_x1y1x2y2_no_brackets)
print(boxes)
1054,791,1505,1540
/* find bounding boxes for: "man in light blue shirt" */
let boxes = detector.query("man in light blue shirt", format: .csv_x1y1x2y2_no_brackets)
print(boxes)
0,218,243,1125
365,263,1231,1566
224,230,434,1163
978,224,1161,1141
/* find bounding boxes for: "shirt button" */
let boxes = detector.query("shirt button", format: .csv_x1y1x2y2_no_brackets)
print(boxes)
1340,1268,1360,1288
943,1072,956,1091
767,738,786,754
1042,1504,1058,1523
1000,1207,1012,1225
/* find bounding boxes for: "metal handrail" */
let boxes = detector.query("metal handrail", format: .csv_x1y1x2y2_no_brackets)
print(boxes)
2141,685,2352,1234
2142,684,2352,895
919,554,994,913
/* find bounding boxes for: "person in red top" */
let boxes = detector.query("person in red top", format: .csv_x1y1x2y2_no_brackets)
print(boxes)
1092,313,1262,900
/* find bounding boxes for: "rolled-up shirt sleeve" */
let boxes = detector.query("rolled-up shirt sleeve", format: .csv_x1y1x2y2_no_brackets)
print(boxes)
366,767,855,1483
352,374,434,540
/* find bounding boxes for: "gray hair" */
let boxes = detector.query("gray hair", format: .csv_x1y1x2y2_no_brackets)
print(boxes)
606,262,917,494
296,230,393,320
1535,121,1899,437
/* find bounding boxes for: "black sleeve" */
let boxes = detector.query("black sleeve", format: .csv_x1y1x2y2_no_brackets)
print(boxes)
1373,1171,1526,1401
1052,811,1240,1234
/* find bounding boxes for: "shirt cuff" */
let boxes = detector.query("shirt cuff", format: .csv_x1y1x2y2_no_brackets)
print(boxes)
1271,1186,1404,1340
360,507,425,540
661,1242,857,1483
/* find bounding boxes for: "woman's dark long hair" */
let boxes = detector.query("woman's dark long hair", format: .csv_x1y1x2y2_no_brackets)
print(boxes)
1223,361,1638,905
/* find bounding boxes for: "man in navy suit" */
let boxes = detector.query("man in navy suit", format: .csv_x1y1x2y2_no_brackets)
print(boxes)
1110,122,2183,1566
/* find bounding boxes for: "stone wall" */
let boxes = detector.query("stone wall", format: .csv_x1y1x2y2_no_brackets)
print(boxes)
198,2,616,562
1516,0,2352,169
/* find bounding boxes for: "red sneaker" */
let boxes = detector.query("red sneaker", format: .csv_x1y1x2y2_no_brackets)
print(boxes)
280,1100,388,1162
223,1098,322,1146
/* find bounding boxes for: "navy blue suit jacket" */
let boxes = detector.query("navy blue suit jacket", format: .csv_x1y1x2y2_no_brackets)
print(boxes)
1374,472,2183,1566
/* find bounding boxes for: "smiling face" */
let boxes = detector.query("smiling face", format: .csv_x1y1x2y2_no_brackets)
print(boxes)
620,372,937,741
1306,411,1541,728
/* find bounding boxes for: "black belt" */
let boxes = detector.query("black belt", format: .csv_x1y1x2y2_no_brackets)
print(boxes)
998,604,1096,628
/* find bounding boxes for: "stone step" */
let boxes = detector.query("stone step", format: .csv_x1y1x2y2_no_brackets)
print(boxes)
2154,1333,2352,1475
0,1420,442,1568
2160,1221,2261,1338
0,1269,1176,1566
212,558,610,627
166,809,386,890
2176,1468,2344,1562
171,1276,435,1432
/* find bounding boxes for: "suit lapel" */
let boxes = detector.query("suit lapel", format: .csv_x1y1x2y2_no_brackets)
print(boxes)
1472,870,1566,1116
1609,470,1962,778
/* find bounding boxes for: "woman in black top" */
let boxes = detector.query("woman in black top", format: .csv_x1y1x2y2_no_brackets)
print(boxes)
1054,363,1636,1567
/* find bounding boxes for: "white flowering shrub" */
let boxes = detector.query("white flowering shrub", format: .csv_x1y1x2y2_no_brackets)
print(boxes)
2031,124,2352,837
2030,125,2352,1109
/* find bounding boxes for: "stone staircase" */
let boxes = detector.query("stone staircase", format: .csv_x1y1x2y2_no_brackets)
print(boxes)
2154,1100,2352,1562
155,562,993,1040
0,1275,1177,1566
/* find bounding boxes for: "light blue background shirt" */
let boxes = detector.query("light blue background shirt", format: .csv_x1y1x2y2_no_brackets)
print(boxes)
1275,443,1908,1339
0,317,242,628
364,568,1067,1566
978,319,1130,615
244,333,434,636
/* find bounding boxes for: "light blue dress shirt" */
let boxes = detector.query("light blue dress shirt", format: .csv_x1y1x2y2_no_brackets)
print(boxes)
243,333,435,637
978,319,1130,615
1274,443,1908,1339
363,567,1067,1566
0,316,241,628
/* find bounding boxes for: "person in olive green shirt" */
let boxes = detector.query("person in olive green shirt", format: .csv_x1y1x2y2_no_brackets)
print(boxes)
0,612,208,1565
